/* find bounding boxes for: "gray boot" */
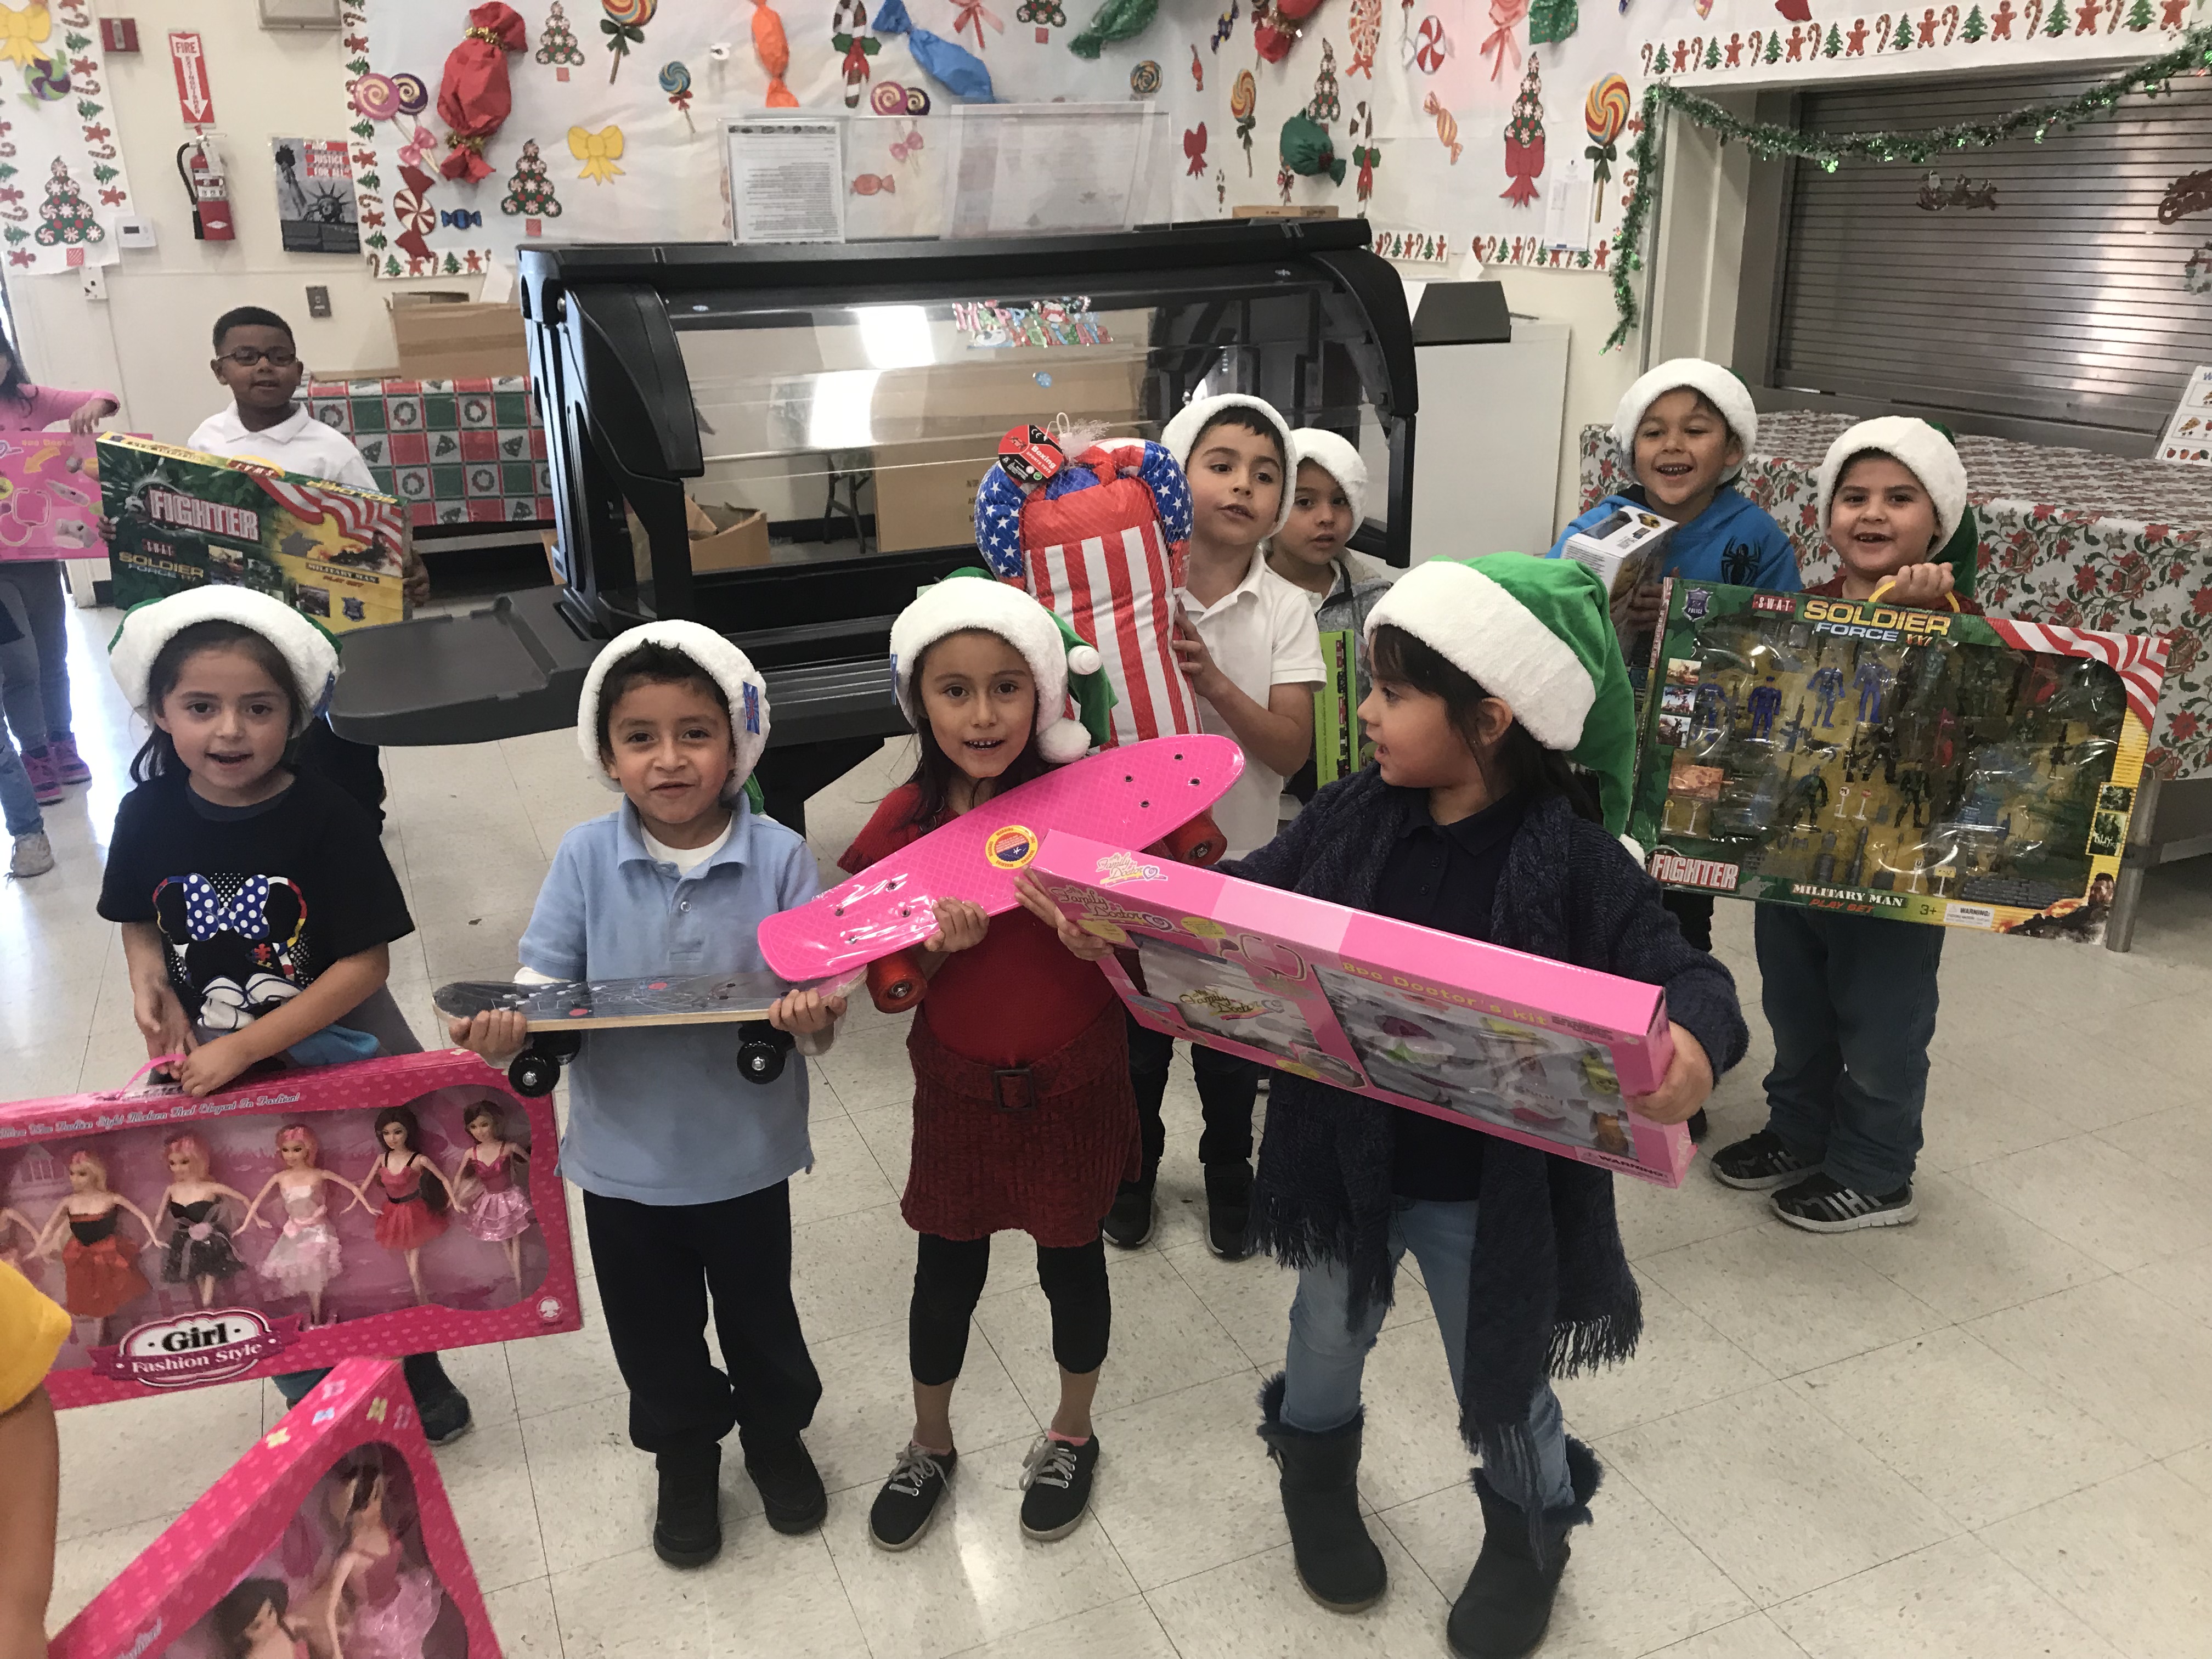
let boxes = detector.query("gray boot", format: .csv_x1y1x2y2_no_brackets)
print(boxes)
1446,1438,1601,1659
1255,1373,1387,1612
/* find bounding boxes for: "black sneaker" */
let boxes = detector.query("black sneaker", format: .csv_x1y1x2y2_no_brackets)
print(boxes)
743,1435,827,1535
1710,1130,1815,1190
1019,1434,1101,1541
869,1444,955,1551
1102,1179,1154,1250
1773,1172,1916,1233
653,1446,723,1568
1205,1161,1254,1261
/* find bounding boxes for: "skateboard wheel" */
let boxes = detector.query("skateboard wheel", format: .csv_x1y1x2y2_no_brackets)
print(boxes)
868,951,927,1013
509,1050,562,1097
736,1022,794,1085
1164,812,1226,866
539,1030,584,1062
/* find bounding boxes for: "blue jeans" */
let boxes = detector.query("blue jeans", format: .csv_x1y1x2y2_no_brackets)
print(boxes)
1755,905,1943,1195
0,733,42,836
1280,1195,1573,1513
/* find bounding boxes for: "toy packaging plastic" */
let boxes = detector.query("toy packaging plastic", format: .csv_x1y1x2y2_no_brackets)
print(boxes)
1558,503,1674,603
1030,832,1692,1186
0,1051,580,1409
99,433,407,633
49,1357,499,1659
0,432,106,559
1312,627,1373,788
1627,580,2170,941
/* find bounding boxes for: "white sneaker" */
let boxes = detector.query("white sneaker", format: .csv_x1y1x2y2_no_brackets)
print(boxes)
9,832,54,877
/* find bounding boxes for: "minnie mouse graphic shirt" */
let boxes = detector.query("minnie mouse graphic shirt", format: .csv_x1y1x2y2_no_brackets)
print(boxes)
98,768,414,1034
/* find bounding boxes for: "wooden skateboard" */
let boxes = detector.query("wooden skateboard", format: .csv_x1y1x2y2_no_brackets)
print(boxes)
758,735,1245,1012
433,969,861,1096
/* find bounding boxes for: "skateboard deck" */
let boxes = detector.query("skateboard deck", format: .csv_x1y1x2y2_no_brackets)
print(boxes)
758,735,1244,984
433,969,862,1033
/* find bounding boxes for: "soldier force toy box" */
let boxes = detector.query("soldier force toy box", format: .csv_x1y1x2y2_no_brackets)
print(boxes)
1627,582,2169,943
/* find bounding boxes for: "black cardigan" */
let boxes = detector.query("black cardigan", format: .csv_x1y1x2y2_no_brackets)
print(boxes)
1223,770,1750,1483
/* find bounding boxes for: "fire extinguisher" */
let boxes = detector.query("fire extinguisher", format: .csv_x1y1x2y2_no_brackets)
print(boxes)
176,137,233,241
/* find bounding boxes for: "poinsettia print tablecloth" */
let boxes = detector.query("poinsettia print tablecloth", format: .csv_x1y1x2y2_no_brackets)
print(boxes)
1582,414,2212,781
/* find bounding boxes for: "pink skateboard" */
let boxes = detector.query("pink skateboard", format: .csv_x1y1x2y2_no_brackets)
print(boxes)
760,735,1244,1011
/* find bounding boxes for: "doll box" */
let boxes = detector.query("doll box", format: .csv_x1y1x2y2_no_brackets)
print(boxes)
98,433,407,633
1626,580,2170,941
0,432,106,560
0,1050,580,1410
1030,834,1692,1187
49,1358,499,1659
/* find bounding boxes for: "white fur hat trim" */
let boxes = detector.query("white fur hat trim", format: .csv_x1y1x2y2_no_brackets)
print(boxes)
1289,427,1368,529
890,575,1095,764
1160,393,1298,538
1364,560,1593,751
1813,417,1968,549
109,588,340,736
1610,359,1759,483
577,620,771,797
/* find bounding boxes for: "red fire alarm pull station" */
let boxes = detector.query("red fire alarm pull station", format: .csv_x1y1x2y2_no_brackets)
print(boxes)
99,18,141,52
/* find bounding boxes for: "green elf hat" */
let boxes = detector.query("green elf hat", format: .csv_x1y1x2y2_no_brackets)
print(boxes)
1364,552,1640,845
890,568,1118,763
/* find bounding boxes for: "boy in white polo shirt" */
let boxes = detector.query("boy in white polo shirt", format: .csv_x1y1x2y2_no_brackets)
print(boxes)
1105,393,1323,1261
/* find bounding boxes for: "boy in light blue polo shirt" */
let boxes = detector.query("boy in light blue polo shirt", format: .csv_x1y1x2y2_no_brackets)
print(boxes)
448,621,843,1572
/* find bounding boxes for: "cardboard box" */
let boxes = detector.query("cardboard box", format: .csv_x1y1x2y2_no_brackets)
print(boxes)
872,437,1002,554
49,1359,500,1659
3,1050,583,1409
387,298,529,379
1559,504,1674,602
1627,579,2170,943
625,495,773,577
0,432,106,558
1031,832,1692,1186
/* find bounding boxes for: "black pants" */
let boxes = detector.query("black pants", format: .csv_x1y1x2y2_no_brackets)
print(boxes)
909,1232,1110,1386
582,1182,822,1457
1663,890,1715,953
1126,1013,1259,1182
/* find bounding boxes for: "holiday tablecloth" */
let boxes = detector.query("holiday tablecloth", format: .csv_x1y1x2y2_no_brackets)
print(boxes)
306,376,552,530
1581,414,2212,781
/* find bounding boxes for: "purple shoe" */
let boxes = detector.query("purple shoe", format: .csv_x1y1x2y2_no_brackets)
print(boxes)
21,748,62,805
49,735,91,785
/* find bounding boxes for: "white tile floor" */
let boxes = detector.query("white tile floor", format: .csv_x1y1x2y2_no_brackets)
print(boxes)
11,601,2212,1659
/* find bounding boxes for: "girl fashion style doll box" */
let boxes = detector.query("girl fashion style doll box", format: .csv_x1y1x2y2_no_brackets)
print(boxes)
48,1357,499,1659
0,1050,580,1409
1031,833,1694,1186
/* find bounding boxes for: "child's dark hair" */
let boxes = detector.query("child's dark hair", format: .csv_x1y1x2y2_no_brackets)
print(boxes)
211,306,294,354
372,1106,447,1214
1190,407,1285,470
212,1578,289,1657
899,631,1053,829
129,619,303,783
1367,624,1604,823
0,336,35,407
594,641,729,759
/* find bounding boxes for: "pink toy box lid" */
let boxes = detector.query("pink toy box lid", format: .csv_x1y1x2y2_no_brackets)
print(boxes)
1031,832,1695,1186
1,1050,580,1409
49,1357,500,1659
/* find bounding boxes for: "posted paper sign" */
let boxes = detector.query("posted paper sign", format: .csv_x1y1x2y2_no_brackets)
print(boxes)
724,118,845,245
0,433,105,559
2155,363,2212,464
1031,833,1692,1186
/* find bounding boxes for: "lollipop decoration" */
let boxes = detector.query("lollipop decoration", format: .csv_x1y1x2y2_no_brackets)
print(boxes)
352,72,403,121
1231,67,1256,176
1583,72,1629,222
870,78,910,114
1424,92,1461,164
393,73,431,114
659,60,695,131
601,0,656,82
834,0,882,109
1130,58,1160,95
437,3,527,183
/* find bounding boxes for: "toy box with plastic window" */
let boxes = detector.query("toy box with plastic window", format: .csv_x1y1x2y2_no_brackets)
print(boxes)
1029,834,1693,1186
48,1358,499,1659
0,1051,580,1409
1626,580,2169,942
0,432,106,558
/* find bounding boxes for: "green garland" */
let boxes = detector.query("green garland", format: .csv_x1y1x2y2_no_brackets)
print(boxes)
1606,26,2212,351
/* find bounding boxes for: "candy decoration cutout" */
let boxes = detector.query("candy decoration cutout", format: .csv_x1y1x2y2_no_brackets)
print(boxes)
1530,0,1579,44
870,76,910,112
600,0,653,81
351,71,402,119
833,0,881,108
852,171,896,191
1232,67,1256,173
1501,50,1544,205
392,71,431,112
874,0,995,101
392,161,436,263
1477,0,1523,77
1191,42,1203,88
569,121,624,181
951,0,1005,54
1070,0,1160,59
1414,11,1449,70
1280,111,1345,184
434,3,526,183
1255,0,1327,63
535,2,586,67
1348,0,1380,73
1211,0,1240,50
1350,99,1378,202
1423,92,1461,162
1583,70,1628,218
1131,57,1160,92
1184,120,1207,173
500,136,563,215
750,0,799,106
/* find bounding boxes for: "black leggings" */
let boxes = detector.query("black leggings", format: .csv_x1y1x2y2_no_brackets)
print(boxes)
909,1232,1110,1386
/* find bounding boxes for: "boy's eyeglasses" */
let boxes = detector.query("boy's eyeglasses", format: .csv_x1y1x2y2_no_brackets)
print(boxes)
216,347,300,367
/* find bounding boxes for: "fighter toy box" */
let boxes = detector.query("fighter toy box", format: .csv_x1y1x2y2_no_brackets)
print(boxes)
0,1050,579,1409
1627,581,2169,942
1030,833,1692,1186
49,1358,499,1659
100,434,407,632
0,432,105,558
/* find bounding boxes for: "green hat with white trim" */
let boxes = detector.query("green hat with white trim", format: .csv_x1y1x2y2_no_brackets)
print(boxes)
1364,552,1640,840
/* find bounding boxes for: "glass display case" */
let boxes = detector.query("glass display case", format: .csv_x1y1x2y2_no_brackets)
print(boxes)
330,222,1417,826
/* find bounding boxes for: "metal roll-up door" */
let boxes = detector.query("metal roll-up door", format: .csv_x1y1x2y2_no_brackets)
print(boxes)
1771,67,2212,437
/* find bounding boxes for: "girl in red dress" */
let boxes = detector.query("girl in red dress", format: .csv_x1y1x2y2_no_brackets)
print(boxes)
362,1107,453,1305
846,573,1136,1552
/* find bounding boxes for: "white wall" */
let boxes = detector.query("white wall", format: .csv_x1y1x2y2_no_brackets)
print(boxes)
3,1,478,450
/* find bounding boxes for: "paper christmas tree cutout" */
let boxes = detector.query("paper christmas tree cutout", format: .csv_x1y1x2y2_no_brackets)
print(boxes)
537,1,586,64
1822,22,1844,54
501,139,564,216
1961,3,1988,36
1529,0,1578,46
1702,36,1721,67
1763,30,1782,60
1502,54,1544,207
2125,0,2153,26
1892,14,1914,47
33,158,102,246
2043,0,2070,33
